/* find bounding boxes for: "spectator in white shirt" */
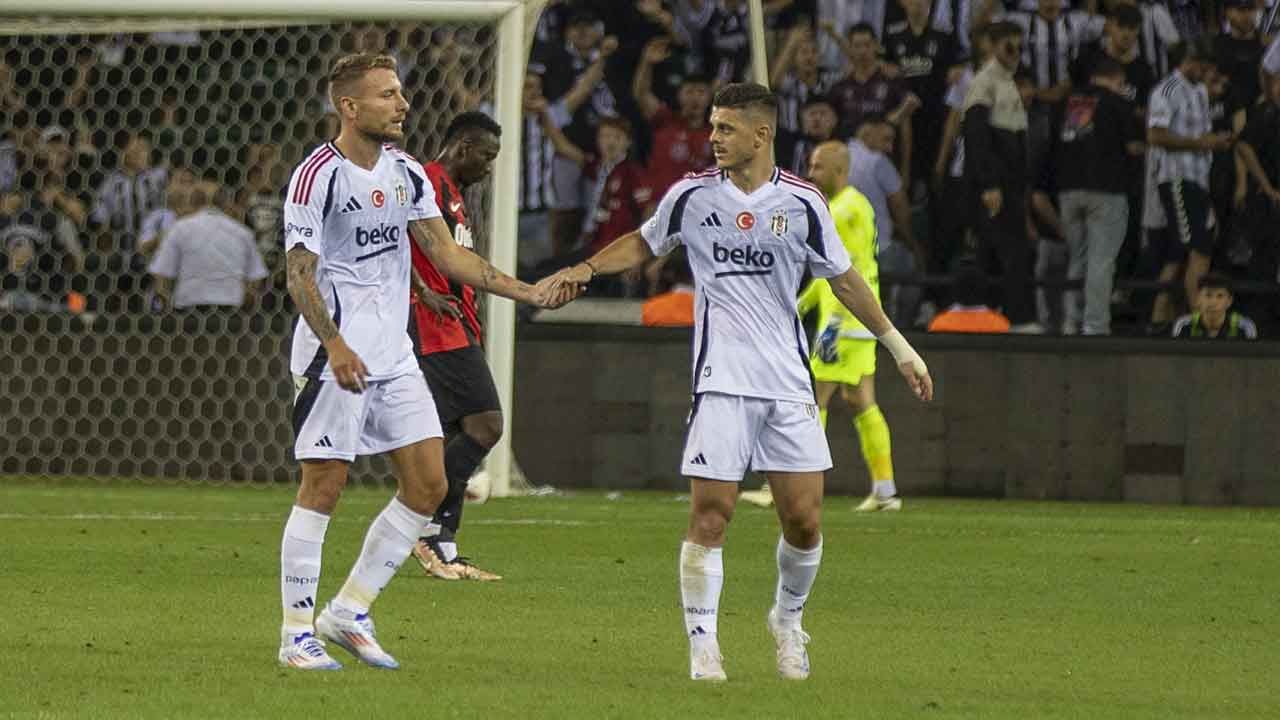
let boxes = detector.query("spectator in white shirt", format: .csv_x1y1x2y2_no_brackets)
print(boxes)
137,166,198,258
148,180,268,311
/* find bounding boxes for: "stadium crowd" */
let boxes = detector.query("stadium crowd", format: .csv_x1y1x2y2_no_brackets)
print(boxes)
2,0,1278,337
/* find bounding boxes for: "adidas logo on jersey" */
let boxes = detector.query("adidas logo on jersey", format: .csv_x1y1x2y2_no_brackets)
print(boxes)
700,212,724,228
689,453,708,466
340,197,364,214
314,436,334,448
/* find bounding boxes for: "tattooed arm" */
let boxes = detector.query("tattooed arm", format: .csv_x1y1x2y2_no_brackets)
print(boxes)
286,244,368,391
408,217,569,307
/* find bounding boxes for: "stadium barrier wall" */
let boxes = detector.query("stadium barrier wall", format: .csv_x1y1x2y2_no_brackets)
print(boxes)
2,316,1277,506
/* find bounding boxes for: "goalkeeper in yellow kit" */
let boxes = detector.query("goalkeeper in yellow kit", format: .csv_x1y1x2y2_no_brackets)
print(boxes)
740,141,900,511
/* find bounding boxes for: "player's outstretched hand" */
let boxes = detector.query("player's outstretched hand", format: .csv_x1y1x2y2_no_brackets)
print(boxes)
533,274,583,309
325,336,369,393
897,360,933,402
415,288,462,324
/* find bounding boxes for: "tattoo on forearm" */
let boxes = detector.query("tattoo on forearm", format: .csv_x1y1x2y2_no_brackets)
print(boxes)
480,262,497,293
286,245,339,343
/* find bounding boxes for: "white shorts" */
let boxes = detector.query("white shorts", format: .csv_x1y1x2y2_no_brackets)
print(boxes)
680,392,832,481
291,371,443,462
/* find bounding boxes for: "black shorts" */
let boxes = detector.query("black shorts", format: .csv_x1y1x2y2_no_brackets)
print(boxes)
417,345,501,428
1156,180,1214,262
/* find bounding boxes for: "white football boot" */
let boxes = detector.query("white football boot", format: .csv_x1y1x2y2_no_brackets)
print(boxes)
278,631,343,671
767,608,811,680
854,494,902,512
315,604,400,670
688,633,727,682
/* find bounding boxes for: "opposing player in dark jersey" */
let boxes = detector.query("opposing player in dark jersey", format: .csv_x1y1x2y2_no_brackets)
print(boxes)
407,112,506,581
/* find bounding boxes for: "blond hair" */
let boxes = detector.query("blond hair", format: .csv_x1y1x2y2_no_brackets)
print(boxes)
328,53,398,109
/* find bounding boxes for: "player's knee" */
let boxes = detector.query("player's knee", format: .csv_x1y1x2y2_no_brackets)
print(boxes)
463,412,503,449
400,477,446,516
689,509,730,545
297,460,349,511
779,506,822,546
783,517,822,548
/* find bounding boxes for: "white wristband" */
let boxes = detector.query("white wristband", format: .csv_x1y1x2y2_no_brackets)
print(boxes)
877,328,928,375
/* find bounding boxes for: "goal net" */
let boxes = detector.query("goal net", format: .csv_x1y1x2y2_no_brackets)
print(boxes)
0,1,539,494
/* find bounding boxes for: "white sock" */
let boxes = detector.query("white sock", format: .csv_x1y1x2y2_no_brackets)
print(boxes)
679,541,724,640
281,505,329,638
773,536,823,630
874,479,897,499
332,497,431,616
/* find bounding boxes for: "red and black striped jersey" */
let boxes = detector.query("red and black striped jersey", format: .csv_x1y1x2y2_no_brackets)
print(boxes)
408,161,482,356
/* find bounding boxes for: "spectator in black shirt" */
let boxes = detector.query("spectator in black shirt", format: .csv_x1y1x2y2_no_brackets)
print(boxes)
1072,4,1156,109
775,97,838,176
702,0,751,88
1204,63,1247,277
884,0,960,200
1234,73,1280,285
1071,4,1154,286
531,11,621,259
1055,58,1142,335
1213,0,1266,109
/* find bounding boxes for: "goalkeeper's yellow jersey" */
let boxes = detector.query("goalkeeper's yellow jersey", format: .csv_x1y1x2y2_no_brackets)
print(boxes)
797,185,879,339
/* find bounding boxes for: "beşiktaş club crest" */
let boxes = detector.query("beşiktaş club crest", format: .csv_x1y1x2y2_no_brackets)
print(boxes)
769,208,788,238
395,182,408,206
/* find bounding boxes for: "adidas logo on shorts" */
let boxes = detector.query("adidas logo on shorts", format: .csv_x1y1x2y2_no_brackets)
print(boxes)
314,435,334,448
699,212,723,228
689,453,708,466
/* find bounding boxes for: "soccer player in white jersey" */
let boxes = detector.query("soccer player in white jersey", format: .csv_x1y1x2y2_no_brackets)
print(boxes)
277,53,569,671
545,83,932,682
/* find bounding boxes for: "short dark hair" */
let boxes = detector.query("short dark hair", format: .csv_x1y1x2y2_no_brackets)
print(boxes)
443,111,502,144
681,73,713,88
854,113,890,134
1091,57,1126,81
1110,4,1142,29
1198,272,1233,293
329,52,398,106
848,22,877,40
712,82,779,126
988,21,1023,44
800,97,834,112
1170,37,1215,68
567,10,599,27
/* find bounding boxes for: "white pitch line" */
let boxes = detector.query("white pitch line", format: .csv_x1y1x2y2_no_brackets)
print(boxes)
0,512,597,526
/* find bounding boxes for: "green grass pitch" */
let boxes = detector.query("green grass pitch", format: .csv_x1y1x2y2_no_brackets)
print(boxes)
2,482,1277,719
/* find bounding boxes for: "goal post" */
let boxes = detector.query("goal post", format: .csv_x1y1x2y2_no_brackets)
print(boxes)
0,0,544,492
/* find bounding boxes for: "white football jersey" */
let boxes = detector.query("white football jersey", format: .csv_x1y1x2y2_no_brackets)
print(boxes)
642,167,853,403
283,142,441,382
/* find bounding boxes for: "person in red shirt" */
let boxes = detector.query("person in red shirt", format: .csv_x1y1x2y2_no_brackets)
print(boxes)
632,37,714,205
406,111,506,582
537,114,653,295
